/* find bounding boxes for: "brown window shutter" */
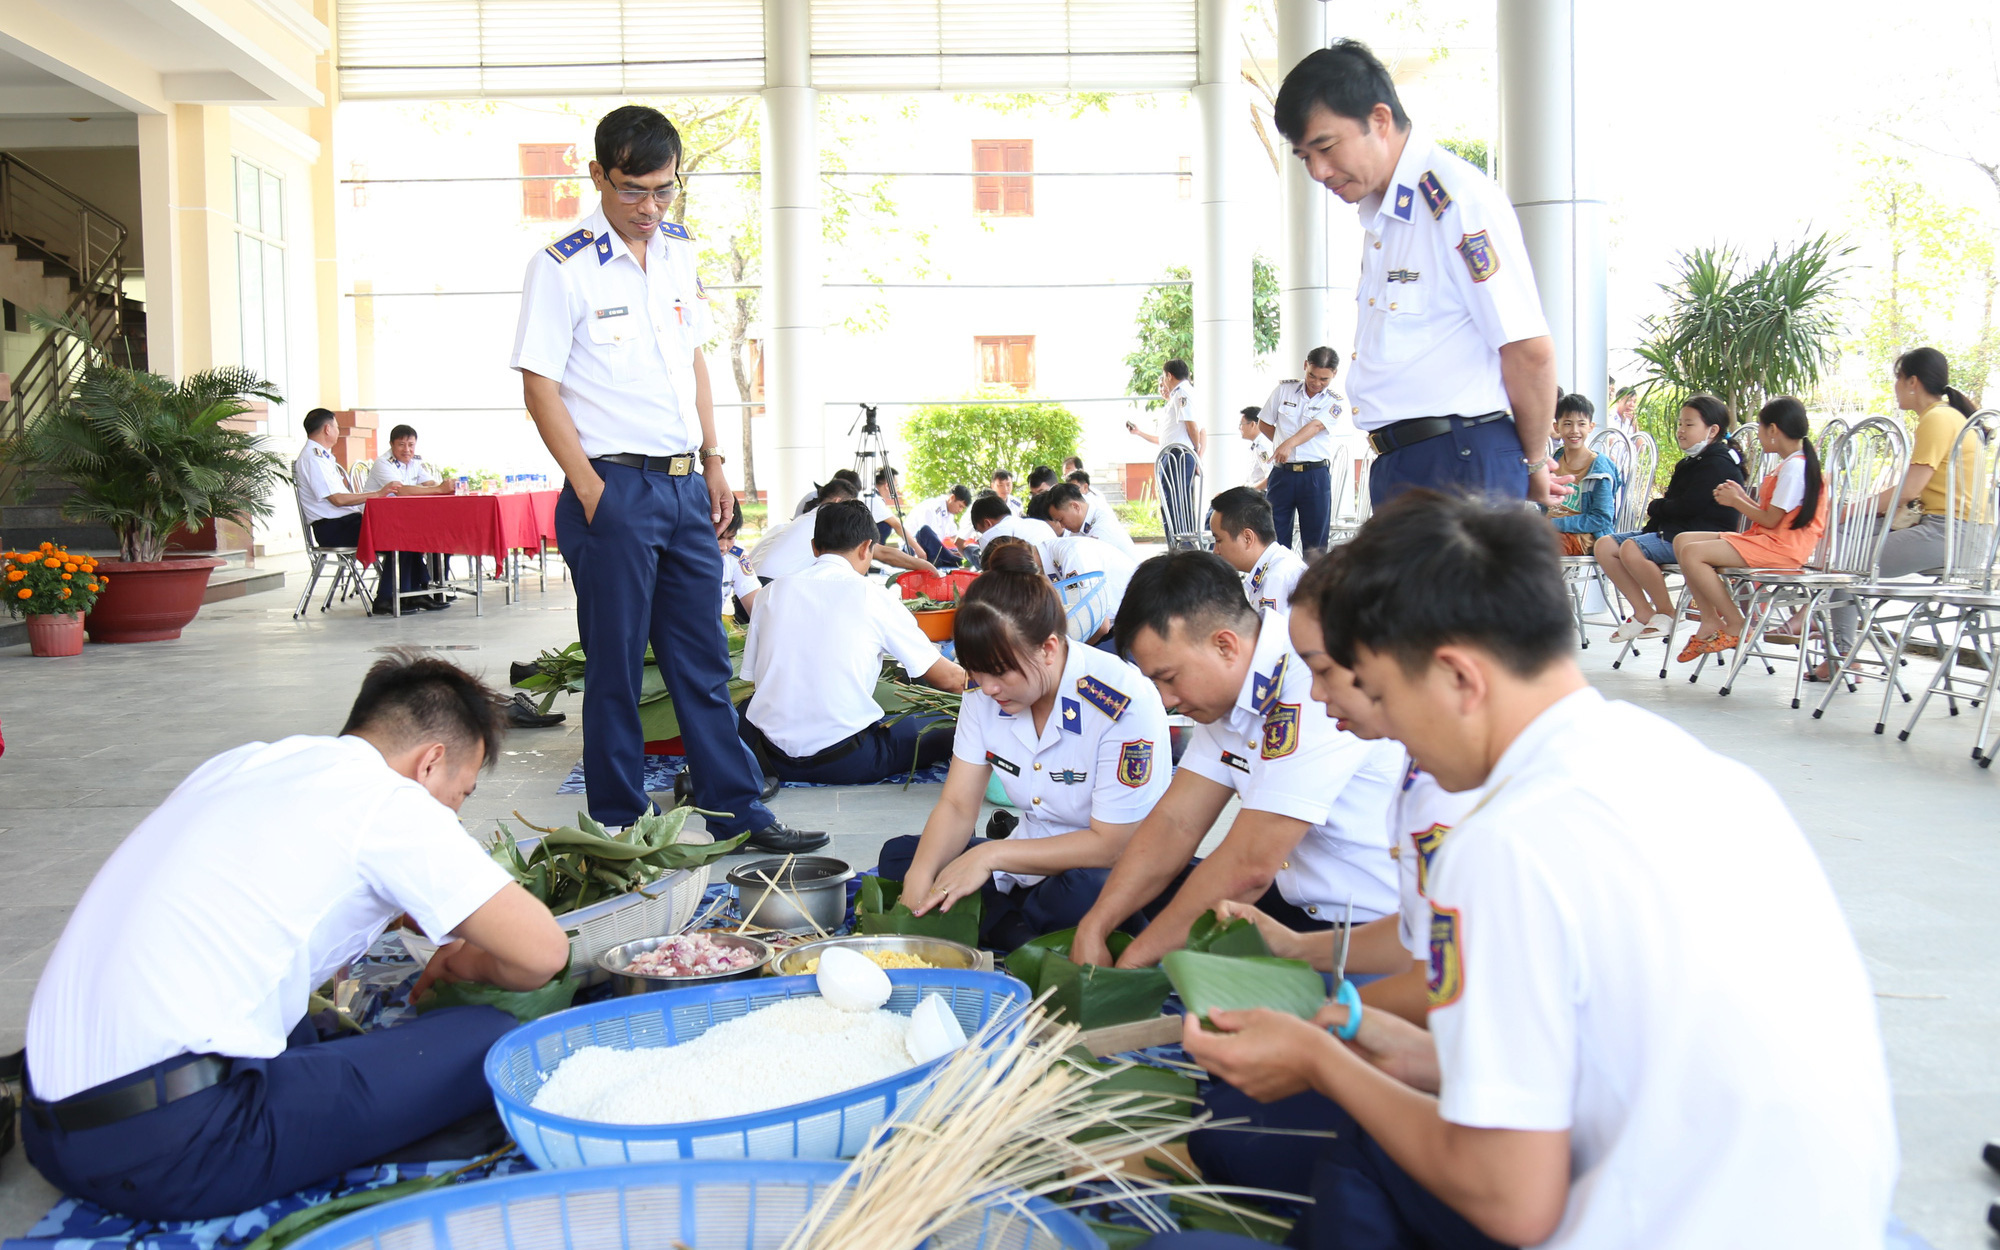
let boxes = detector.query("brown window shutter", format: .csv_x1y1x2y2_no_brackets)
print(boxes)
1006,337,1034,389
973,141,1004,214
1002,141,1033,217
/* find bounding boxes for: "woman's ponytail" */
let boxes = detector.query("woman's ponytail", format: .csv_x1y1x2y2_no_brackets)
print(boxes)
1895,347,1974,415
1944,385,1977,418
1794,436,1823,529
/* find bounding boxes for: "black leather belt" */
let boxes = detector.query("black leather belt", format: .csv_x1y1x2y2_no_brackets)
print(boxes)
1367,411,1511,456
27,1054,229,1133
742,718,866,769
1280,460,1329,472
594,452,697,476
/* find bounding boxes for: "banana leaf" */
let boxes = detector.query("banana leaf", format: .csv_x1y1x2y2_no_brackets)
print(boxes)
1063,1051,1200,1142
1184,910,1272,958
1162,951,1326,1028
1005,928,1168,1029
411,973,578,1023
856,875,983,947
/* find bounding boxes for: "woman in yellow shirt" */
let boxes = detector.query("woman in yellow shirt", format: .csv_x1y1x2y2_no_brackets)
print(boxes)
1822,347,1982,678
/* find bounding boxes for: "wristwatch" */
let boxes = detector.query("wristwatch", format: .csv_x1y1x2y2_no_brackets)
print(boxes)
700,447,726,465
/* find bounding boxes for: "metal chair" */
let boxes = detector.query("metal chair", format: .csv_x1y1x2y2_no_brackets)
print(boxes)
1715,417,1909,706
1156,445,1209,552
292,497,375,619
346,459,373,493
1560,427,1635,647
1642,428,1770,680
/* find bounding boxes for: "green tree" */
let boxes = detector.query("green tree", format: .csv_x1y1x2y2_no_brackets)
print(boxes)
1123,258,1282,406
1439,135,1490,175
902,392,1082,498
1633,235,1853,422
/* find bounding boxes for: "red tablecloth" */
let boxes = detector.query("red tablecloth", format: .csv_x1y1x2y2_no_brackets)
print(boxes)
356,491,559,576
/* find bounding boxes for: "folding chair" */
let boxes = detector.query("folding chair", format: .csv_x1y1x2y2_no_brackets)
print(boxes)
1560,427,1635,648
1156,445,1209,552
1643,425,1770,681
346,459,373,493
1715,417,1908,706
292,498,376,619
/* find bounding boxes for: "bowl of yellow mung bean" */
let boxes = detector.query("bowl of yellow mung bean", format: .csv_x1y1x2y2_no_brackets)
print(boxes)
770,934,980,977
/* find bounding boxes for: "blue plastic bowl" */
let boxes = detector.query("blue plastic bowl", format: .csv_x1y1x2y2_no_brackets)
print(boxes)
485,969,1031,1168
288,1158,1104,1249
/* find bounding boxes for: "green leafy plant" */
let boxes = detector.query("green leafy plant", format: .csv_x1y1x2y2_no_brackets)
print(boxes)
411,973,578,1023
1,359,290,563
1633,235,1854,422
901,391,1082,499
489,806,748,917
1123,258,1282,406
857,875,982,947
2,542,107,617
244,1150,511,1250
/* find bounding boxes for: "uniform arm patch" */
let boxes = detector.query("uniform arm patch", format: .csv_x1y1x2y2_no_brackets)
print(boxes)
1116,740,1154,787
1427,904,1464,1007
1260,702,1301,759
1457,231,1500,283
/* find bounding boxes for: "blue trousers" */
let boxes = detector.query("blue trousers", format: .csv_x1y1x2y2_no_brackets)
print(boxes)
24,1006,514,1223
914,524,963,569
1268,461,1332,552
1368,417,1529,508
557,463,774,832
748,714,956,786
1184,1082,1508,1250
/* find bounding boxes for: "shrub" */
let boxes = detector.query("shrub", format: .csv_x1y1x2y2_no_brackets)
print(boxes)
901,391,1082,499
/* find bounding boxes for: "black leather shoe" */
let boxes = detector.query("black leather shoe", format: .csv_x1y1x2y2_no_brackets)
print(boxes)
673,765,780,806
509,660,540,686
506,692,565,728
419,595,452,610
742,822,829,854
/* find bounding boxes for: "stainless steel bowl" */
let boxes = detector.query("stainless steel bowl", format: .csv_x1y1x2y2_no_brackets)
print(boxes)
596,932,774,996
725,856,854,935
770,934,980,977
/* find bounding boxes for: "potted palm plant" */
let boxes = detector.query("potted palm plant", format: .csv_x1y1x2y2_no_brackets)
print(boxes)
1,363,289,643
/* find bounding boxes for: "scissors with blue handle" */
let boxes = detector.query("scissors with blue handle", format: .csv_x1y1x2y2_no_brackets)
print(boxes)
1328,892,1363,1041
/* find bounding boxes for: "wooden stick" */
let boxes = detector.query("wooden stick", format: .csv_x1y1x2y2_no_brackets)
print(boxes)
754,865,829,939
736,851,795,934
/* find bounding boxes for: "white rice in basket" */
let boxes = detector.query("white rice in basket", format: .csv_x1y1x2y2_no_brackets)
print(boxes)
530,996,916,1125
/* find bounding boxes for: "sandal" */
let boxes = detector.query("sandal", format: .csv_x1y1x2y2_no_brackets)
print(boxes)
1677,634,1716,664
1709,632,1740,653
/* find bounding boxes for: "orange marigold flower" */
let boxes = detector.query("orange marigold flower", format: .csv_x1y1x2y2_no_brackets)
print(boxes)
5,571,20,582
61,573,73,580
39,542,53,551
15,588,31,599
59,588,70,598
43,559,60,568
63,563,76,572
86,583,99,592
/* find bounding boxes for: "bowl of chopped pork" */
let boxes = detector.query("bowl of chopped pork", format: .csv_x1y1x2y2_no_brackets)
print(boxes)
598,931,775,994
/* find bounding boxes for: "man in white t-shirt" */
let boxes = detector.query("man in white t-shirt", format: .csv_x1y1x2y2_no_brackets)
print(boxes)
967,494,1058,564
1072,551,1400,970
22,656,569,1222
746,480,935,582
1179,492,1896,1249
989,469,1025,515
1207,486,1309,614
741,501,966,786
1043,481,1137,558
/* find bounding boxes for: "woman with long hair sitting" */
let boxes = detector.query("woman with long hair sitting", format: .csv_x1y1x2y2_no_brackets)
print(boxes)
1671,396,1824,660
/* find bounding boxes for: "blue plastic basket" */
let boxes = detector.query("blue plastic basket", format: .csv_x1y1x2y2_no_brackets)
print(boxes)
486,969,1031,1169
290,1158,1104,1250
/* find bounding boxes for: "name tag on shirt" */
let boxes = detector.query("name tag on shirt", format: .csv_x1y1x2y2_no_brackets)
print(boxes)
594,306,629,319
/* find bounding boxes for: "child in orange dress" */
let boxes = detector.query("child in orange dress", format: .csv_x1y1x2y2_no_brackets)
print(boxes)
1670,396,1825,660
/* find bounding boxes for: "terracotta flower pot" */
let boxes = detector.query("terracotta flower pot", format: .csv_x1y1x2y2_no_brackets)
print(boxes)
24,611,85,657
83,557,225,643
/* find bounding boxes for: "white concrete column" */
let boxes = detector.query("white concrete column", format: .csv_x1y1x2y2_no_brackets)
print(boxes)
1194,0,1249,487
135,112,181,380
1498,0,1606,415
761,0,821,510
1276,0,1326,373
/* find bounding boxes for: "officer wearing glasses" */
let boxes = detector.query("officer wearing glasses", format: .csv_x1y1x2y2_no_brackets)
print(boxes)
511,105,821,853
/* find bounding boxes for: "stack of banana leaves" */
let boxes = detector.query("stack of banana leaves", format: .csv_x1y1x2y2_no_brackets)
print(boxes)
513,628,754,743
856,875,981,947
486,804,749,917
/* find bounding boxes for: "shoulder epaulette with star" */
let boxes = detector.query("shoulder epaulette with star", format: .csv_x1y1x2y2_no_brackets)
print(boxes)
545,227,594,263
1076,675,1130,721
662,221,694,242
1418,171,1451,219
1249,654,1289,718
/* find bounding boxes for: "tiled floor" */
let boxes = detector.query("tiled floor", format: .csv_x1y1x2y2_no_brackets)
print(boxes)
0,560,1995,1246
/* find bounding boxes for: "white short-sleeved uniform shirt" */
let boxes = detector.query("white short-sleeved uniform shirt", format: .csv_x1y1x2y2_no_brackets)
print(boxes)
1158,381,1196,450
1347,131,1551,431
294,443,360,523
1386,753,1484,959
743,555,941,758
509,204,713,458
1044,534,1139,624
1244,434,1276,486
365,455,439,490
953,642,1171,892
974,514,1059,563
1074,496,1137,557
1177,611,1401,922
912,495,961,541
992,490,1024,516
1244,543,1308,614
26,736,511,1102
720,543,759,615
745,514,820,581
1767,449,1808,511
1425,689,1896,1247
1258,380,1343,462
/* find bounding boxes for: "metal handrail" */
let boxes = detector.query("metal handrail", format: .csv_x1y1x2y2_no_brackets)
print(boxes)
0,152,133,498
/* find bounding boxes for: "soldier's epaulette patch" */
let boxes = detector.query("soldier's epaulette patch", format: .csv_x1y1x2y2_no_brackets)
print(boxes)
662,221,693,241
1249,654,1289,718
1419,171,1451,219
595,235,615,265
544,228,594,263
1076,676,1130,721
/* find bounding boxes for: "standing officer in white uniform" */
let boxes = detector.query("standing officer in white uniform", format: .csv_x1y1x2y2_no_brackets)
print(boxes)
1177,493,1895,1250
1207,486,1308,614
1127,360,1202,538
878,543,1172,950
1257,346,1345,552
1275,40,1559,510
511,105,818,853
1072,552,1400,970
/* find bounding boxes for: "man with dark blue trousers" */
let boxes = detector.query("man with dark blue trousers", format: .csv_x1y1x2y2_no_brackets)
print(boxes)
22,656,571,1220
511,103,821,852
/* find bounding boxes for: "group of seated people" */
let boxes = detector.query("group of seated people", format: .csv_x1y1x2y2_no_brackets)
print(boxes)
18,488,1899,1248
292,410,457,614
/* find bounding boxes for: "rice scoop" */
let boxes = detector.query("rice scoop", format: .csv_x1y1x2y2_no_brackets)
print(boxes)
815,945,892,1012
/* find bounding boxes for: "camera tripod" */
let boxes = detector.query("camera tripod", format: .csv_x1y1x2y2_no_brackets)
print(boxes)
850,403,908,533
